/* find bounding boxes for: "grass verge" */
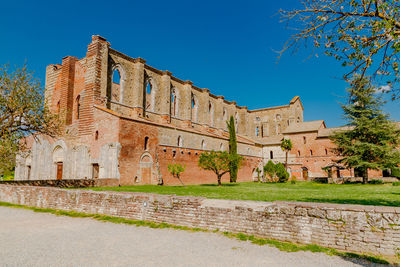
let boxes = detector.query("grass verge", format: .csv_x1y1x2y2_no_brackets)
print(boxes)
0,201,393,265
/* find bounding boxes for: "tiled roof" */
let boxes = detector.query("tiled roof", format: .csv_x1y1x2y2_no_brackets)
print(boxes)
283,120,326,134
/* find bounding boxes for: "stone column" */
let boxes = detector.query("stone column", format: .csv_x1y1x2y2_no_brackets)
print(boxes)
182,81,193,126
159,71,172,122
131,58,146,117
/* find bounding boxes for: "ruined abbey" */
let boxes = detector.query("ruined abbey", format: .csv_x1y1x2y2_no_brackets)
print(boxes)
14,35,389,185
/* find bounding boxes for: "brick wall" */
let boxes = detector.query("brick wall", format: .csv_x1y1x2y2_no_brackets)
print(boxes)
0,184,399,256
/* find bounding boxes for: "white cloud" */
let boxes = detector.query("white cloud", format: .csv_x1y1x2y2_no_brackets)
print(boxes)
376,85,391,93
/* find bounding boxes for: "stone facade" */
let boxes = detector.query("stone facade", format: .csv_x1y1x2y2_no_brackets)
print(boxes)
14,35,396,184
1,184,399,256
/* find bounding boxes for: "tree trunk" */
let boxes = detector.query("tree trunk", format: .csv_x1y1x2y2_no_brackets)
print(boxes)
362,169,368,184
285,151,288,171
217,175,222,186
177,175,185,186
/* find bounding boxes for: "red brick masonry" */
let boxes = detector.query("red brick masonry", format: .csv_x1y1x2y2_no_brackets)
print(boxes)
0,184,399,256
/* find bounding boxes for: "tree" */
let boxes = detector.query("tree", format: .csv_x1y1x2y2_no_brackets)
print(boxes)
0,64,61,172
280,138,293,171
227,115,239,182
281,0,400,99
167,163,186,186
331,76,400,184
276,163,290,183
198,151,242,186
263,160,276,182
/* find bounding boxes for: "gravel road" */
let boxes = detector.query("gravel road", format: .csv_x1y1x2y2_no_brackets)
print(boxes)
0,206,386,267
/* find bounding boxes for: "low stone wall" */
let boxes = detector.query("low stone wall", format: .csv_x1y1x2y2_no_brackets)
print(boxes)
0,185,399,256
0,179,119,188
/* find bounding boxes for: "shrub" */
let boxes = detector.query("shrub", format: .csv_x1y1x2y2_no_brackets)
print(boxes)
369,179,383,184
263,160,276,182
275,163,289,183
290,175,297,184
391,167,400,178
392,182,400,186
167,163,186,186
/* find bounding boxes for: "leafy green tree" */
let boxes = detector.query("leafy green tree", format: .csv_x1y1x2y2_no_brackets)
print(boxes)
331,76,400,184
281,0,400,99
280,138,293,171
167,163,186,186
263,160,276,181
198,151,242,186
0,64,61,173
276,163,290,183
227,115,239,182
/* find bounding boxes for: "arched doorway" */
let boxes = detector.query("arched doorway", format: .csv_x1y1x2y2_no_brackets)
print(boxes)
53,146,64,180
302,167,309,180
140,153,153,184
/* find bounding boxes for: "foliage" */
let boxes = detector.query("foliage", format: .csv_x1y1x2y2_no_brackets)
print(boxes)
0,64,61,172
167,163,186,186
275,163,290,183
263,160,276,181
227,116,239,182
290,175,297,184
90,181,400,207
281,0,400,99
392,181,400,186
331,76,400,184
255,167,262,182
198,151,242,186
280,138,293,170
392,167,400,178
368,179,383,184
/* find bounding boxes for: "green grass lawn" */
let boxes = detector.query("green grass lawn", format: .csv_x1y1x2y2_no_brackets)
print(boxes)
87,181,400,207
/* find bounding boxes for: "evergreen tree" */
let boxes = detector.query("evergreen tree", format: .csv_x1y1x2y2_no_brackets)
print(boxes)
227,116,238,182
331,76,400,184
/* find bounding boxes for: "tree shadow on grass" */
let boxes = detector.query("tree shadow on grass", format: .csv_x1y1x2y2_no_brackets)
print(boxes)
303,198,400,207
199,183,240,187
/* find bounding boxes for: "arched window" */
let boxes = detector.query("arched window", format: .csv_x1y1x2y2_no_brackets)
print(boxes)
276,114,281,121
95,131,99,140
247,148,251,154
112,65,125,103
76,95,81,120
325,148,328,155
297,116,300,123
177,136,183,148
261,125,264,137
145,78,155,112
270,151,274,159
310,150,313,156
191,93,198,122
201,140,206,150
208,101,214,126
144,136,149,150
256,116,260,122
303,136,306,144
219,143,224,151
298,150,301,157
276,124,281,134
223,108,228,129
255,126,259,137
171,87,178,117
56,101,60,113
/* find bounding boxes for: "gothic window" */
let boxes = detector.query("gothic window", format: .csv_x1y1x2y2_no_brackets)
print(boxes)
144,137,149,150
191,93,198,122
171,87,178,117
208,101,214,126
177,136,183,148
76,95,81,120
201,140,206,150
270,151,274,159
111,64,125,103
255,126,259,137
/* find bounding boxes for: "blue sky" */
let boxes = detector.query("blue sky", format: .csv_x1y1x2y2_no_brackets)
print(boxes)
1,0,398,127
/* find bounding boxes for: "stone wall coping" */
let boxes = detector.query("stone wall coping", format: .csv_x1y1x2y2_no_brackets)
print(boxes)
1,184,399,214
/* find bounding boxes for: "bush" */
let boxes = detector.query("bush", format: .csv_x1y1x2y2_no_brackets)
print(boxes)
290,175,297,184
263,160,276,182
369,179,383,184
391,167,400,178
275,163,289,183
392,181,400,186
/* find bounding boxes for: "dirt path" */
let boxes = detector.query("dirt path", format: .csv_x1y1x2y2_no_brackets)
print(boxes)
0,207,384,267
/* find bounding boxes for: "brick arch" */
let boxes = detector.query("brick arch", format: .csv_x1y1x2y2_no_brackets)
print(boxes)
139,152,154,184
144,74,158,113
111,64,126,104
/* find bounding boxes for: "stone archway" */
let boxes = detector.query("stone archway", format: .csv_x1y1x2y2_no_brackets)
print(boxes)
140,153,154,184
53,145,64,180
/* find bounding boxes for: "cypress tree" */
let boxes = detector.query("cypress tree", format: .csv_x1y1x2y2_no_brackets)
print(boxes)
331,76,400,184
227,116,238,182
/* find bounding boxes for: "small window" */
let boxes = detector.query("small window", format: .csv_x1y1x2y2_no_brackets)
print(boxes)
95,131,99,140
178,136,183,148
270,151,274,159
255,126,259,137
76,95,81,119
303,136,306,144
256,116,260,122
219,143,224,151
144,136,149,150
325,148,328,155
298,150,301,157
310,150,313,156
56,101,60,113
201,140,206,150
